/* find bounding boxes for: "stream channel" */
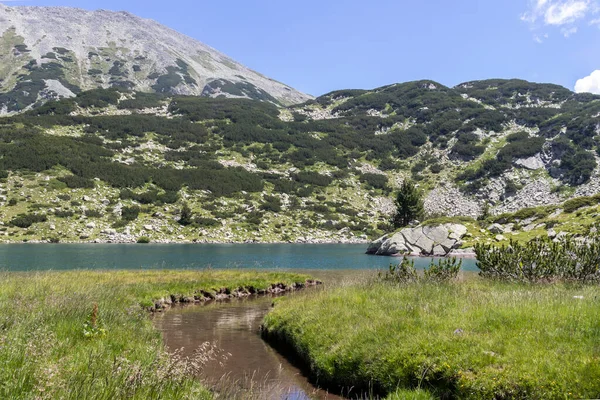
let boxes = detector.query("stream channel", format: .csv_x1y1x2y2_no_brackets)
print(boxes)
154,287,343,400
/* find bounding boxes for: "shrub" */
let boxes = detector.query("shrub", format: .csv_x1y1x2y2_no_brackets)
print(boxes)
380,256,462,283
423,258,462,282
359,173,388,190
379,257,418,283
563,196,598,213
10,213,47,228
55,210,75,218
136,236,151,244
8,198,17,206
121,206,140,222
260,195,282,212
178,203,193,226
193,217,220,227
475,236,600,283
84,209,103,218
59,175,95,189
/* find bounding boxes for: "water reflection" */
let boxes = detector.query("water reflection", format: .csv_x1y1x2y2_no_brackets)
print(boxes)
154,295,343,400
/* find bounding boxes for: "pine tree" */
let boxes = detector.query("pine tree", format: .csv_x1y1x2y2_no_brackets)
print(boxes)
391,179,424,228
178,202,193,226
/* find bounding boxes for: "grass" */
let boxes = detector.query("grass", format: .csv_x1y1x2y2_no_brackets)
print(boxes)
262,276,600,399
0,269,310,399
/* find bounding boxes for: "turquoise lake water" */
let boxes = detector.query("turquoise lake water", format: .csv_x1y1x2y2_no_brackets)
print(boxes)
0,244,478,271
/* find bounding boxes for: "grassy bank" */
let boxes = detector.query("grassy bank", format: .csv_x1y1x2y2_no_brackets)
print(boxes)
262,277,600,399
0,269,310,399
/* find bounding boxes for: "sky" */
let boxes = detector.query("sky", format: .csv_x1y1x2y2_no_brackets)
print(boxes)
2,0,600,96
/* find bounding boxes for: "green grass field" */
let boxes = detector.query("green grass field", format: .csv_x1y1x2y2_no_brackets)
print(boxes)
262,277,600,399
0,270,310,399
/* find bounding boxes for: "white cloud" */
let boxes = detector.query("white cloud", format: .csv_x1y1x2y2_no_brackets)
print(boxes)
522,0,598,40
575,70,600,94
545,1,590,24
561,26,578,35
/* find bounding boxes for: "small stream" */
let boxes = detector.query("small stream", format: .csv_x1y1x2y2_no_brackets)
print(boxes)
154,293,344,400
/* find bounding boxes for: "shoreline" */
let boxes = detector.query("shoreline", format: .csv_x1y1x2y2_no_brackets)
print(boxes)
0,238,370,245
147,279,323,313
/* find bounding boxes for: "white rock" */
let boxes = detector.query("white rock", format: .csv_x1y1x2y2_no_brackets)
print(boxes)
487,224,504,234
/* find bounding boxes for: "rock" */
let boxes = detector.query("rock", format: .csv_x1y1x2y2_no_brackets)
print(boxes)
432,245,447,256
402,227,434,254
367,224,467,257
547,229,557,238
495,235,506,242
143,225,155,231
523,223,537,232
102,228,116,235
487,223,504,234
49,224,56,230
82,195,91,202
448,224,468,240
86,222,96,229
514,154,545,170
366,234,389,254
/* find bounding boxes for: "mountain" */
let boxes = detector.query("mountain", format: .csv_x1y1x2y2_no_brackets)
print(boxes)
0,4,312,113
0,77,599,244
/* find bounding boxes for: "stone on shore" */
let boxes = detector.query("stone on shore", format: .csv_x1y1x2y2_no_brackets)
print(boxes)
367,224,468,257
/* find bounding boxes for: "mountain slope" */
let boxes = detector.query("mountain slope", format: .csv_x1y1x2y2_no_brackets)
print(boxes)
0,4,312,113
0,79,599,244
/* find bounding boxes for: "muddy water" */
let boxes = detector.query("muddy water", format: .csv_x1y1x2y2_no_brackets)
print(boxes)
154,292,344,399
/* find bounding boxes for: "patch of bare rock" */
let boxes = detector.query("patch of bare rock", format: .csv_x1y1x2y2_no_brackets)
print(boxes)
366,224,469,257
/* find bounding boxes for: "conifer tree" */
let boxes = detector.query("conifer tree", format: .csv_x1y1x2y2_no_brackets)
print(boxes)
391,179,424,228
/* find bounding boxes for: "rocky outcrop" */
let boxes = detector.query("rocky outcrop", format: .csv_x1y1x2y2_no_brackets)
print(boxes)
366,224,468,257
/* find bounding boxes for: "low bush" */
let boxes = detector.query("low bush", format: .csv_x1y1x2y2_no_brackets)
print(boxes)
359,173,388,190
380,257,462,283
475,236,600,283
58,175,95,189
563,196,598,213
84,209,103,218
193,217,220,227
10,213,47,228
121,206,140,222
136,236,150,244
55,210,75,218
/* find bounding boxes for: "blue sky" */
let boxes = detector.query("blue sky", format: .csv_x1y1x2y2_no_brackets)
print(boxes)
3,0,600,96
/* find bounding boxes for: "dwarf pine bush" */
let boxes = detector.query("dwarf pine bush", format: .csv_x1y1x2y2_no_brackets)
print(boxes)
475,235,600,283
380,257,462,283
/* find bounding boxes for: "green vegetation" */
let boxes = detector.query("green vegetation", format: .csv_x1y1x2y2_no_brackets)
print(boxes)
392,179,424,228
0,269,310,399
0,78,599,243
476,235,600,283
263,276,600,399
379,256,461,283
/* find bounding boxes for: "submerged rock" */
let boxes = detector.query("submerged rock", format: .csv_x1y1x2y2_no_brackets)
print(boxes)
367,224,468,257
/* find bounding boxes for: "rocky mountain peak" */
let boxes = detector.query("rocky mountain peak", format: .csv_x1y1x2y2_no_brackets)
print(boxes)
0,4,312,112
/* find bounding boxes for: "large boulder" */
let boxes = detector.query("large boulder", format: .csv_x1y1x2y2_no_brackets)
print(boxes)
367,224,468,257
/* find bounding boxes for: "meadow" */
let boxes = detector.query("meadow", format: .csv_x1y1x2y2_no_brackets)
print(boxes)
0,269,310,399
263,276,600,399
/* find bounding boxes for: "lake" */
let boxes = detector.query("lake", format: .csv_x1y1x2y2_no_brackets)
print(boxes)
0,244,478,271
